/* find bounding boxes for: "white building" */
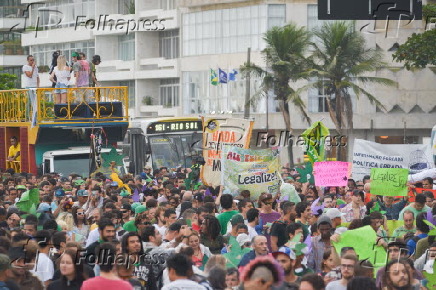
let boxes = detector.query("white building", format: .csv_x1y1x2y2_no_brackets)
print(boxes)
18,0,436,163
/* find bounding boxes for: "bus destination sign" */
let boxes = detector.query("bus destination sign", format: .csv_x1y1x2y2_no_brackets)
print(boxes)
147,120,202,134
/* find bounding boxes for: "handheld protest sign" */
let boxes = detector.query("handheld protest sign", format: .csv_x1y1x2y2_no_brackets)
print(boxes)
370,168,409,196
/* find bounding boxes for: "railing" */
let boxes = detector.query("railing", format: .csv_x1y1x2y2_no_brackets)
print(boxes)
0,87,129,124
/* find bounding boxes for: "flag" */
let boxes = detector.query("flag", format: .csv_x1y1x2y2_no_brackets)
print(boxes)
132,188,140,202
219,68,227,83
210,69,218,85
16,188,40,213
229,69,238,81
301,121,330,164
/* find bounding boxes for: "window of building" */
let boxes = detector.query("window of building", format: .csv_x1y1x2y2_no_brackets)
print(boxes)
308,79,331,113
160,0,175,10
119,34,135,61
119,0,135,14
120,80,135,107
160,78,179,107
183,4,285,56
31,41,95,68
159,29,179,59
182,70,276,115
32,0,95,29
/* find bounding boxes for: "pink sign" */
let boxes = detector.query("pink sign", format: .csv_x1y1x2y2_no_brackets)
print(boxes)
314,161,350,186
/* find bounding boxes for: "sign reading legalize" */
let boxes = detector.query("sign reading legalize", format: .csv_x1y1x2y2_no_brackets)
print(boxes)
221,147,281,201
201,117,253,188
370,168,409,196
314,161,350,186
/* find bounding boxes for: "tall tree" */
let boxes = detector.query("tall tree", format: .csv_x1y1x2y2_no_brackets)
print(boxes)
241,23,312,167
301,21,396,160
0,72,17,90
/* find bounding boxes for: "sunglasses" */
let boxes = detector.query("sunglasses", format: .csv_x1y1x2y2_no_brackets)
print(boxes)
121,210,128,213
77,212,84,215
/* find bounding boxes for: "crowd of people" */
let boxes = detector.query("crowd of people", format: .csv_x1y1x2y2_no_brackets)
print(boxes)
0,165,435,290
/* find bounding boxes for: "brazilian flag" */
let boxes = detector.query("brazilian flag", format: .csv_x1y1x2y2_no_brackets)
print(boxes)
301,121,330,164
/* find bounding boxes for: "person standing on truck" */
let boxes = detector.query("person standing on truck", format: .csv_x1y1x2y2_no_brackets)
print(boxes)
22,55,40,88
6,136,20,172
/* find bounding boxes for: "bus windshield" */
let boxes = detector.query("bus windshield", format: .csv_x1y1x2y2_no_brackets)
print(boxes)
53,154,90,177
149,134,202,169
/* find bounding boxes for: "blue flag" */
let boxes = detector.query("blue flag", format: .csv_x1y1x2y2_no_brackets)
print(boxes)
229,69,238,81
219,68,227,83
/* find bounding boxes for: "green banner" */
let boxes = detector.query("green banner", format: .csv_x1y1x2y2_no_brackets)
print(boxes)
370,168,409,196
301,121,330,164
333,226,387,269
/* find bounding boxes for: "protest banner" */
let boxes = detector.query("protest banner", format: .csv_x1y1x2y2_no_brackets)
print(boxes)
221,147,281,201
333,226,387,269
370,168,409,196
300,121,330,164
352,139,434,181
314,161,350,186
201,117,253,187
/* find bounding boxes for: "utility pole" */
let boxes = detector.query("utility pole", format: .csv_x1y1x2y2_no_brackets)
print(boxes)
244,47,251,119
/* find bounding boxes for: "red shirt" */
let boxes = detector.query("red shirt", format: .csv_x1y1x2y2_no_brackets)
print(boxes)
81,276,133,290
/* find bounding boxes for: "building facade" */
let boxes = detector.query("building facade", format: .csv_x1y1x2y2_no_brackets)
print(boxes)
13,0,436,163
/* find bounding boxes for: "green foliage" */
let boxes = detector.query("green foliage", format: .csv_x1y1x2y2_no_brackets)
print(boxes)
393,29,436,70
0,73,17,90
423,4,436,19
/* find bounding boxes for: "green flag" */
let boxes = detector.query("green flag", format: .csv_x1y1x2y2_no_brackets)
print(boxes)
210,69,218,86
16,188,40,213
223,236,251,268
301,121,330,163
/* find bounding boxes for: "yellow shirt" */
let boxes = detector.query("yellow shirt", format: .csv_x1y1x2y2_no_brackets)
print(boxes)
8,143,20,161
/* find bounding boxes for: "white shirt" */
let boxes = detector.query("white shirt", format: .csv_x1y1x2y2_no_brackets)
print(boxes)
53,66,71,84
326,280,347,290
154,224,167,237
85,227,100,247
22,64,39,88
162,278,206,290
247,223,258,239
31,252,54,282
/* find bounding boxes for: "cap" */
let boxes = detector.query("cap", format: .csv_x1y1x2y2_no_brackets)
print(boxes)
135,205,147,215
272,247,296,260
0,254,11,271
121,203,132,211
122,220,137,232
120,189,130,197
193,193,203,202
73,179,85,186
110,181,119,187
230,214,245,226
71,52,79,57
325,208,344,220
55,189,65,197
131,202,141,212
77,189,89,197
37,203,51,213
236,233,251,247
317,215,333,227
16,185,26,190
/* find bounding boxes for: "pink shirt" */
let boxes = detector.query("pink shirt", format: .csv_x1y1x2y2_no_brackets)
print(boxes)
81,276,133,290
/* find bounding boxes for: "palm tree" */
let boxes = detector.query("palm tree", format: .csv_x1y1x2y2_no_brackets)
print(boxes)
303,21,396,160
241,23,312,168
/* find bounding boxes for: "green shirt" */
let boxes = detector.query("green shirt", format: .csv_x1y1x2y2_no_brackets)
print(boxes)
398,205,431,220
217,210,239,235
393,225,416,238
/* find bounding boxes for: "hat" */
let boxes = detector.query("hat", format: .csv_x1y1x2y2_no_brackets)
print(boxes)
272,247,296,260
193,193,203,202
55,189,65,197
325,208,344,220
121,203,132,211
110,181,119,187
120,189,130,197
259,193,273,203
93,54,101,62
317,215,333,227
71,52,79,57
0,254,11,271
236,233,251,247
8,247,25,262
73,179,85,186
77,189,88,197
131,202,141,212
122,220,137,232
16,185,26,190
144,165,152,170
37,203,51,213
135,205,147,215
230,214,245,226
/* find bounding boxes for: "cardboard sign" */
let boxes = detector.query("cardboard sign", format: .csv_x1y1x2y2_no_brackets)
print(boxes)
314,161,350,186
371,168,409,196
